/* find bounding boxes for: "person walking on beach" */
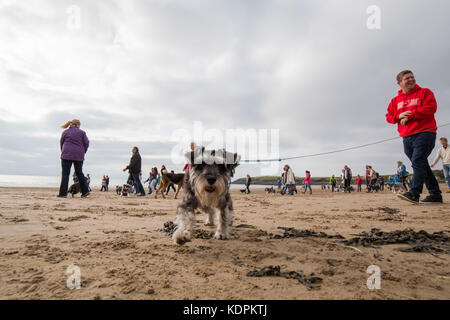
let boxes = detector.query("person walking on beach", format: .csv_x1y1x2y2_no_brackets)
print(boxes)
100,175,107,192
277,178,282,192
356,175,363,192
58,119,90,198
303,170,312,194
366,165,378,192
245,174,252,194
106,175,110,191
330,175,337,192
386,70,442,203
123,146,145,196
144,170,153,194
365,165,371,190
151,167,158,194
397,161,409,191
343,165,352,193
281,165,296,195
430,137,450,193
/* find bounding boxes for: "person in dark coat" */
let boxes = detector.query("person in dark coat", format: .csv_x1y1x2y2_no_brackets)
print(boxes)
123,146,145,196
245,174,252,194
58,119,90,198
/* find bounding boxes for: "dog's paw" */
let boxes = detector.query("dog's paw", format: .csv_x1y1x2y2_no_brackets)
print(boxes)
172,229,191,245
214,231,230,240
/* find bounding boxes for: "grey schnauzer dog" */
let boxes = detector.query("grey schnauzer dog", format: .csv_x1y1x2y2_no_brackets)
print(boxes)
172,147,240,245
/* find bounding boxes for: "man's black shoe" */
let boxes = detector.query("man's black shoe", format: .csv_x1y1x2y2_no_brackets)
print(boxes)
397,192,419,204
420,195,443,204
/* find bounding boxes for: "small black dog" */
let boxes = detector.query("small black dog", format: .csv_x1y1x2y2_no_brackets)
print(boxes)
68,183,81,197
116,185,122,195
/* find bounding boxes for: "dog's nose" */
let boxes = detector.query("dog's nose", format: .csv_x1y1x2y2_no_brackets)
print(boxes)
207,177,216,185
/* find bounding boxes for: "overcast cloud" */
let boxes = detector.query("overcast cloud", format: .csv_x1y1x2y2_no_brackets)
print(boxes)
0,0,449,183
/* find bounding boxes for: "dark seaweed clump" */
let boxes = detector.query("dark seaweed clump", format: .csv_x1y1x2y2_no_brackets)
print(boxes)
338,228,450,255
247,265,322,290
270,227,344,240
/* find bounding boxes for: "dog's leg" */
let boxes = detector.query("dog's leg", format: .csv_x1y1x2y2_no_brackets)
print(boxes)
174,182,182,199
214,206,231,240
227,200,234,227
204,207,215,226
154,182,163,199
173,205,195,245
158,181,166,199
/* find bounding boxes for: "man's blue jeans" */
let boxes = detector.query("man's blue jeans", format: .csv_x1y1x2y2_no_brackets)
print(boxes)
403,132,441,197
443,164,450,188
129,172,145,195
281,184,293,195
304,184,312,194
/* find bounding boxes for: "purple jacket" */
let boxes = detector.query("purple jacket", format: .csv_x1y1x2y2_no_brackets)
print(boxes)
60,127,89,161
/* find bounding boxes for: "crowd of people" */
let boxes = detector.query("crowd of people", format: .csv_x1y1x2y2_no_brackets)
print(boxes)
264,161,409,196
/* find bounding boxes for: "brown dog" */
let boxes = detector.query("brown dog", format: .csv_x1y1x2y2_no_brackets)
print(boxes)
155,173,184,199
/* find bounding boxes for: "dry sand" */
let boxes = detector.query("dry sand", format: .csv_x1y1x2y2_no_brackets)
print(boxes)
0,186,449,300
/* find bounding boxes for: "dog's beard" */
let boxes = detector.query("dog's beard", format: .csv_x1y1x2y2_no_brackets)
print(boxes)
192,175,227,208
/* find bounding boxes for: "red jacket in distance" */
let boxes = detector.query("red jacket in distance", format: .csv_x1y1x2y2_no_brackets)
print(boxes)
385,85,437,138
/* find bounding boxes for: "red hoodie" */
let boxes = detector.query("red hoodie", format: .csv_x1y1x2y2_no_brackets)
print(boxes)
385,85,437,138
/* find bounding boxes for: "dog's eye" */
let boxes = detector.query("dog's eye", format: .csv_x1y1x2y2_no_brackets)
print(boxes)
195,164,204,171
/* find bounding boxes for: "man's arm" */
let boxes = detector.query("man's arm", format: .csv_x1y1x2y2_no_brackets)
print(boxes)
430,149,442,167
409,89,437,121
123,155,134,171
386,99,400,124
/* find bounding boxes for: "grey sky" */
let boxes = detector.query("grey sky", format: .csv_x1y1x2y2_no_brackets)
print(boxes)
0,0,449,183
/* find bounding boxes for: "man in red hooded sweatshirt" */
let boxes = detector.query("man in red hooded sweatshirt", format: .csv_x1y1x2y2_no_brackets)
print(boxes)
386,70,442,204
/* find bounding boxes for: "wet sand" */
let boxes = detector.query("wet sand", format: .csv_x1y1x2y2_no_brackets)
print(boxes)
0,186,449,300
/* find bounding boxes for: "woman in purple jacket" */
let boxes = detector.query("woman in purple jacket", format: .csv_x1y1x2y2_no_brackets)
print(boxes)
58,119,90,198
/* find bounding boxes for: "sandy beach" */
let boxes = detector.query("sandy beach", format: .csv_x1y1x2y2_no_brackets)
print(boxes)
0,186,449,300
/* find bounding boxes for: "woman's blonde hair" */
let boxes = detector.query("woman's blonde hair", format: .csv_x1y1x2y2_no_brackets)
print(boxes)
61,119,80,129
